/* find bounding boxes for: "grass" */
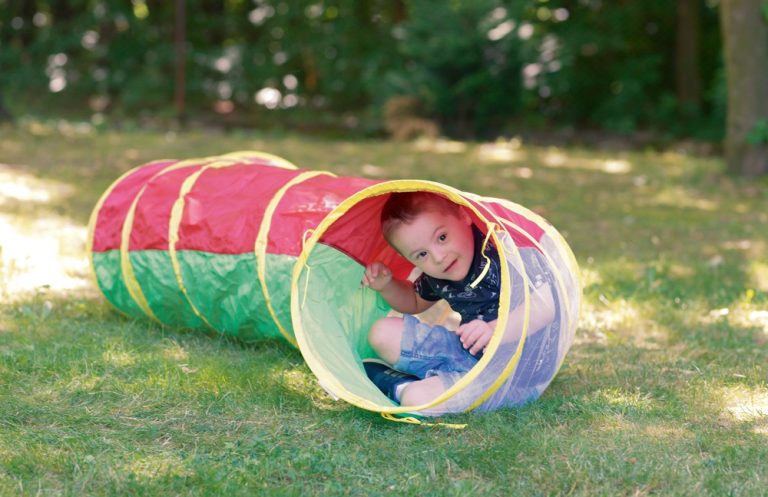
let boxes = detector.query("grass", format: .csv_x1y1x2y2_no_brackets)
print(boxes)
1,120,767,496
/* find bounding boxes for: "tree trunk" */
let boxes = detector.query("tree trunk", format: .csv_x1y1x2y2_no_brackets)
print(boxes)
720,0,768,177
392,0,407,23
676,0,702,108
174,0,187,124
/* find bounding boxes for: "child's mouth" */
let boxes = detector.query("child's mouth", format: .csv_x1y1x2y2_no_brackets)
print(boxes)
444,260,456,273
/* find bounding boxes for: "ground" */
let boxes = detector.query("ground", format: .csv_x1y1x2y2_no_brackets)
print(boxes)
0,122,767,496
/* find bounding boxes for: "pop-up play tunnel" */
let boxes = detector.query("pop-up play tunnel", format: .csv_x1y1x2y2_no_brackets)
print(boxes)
88,151,581,419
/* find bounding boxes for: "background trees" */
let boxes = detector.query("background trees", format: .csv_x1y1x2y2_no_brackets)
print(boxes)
719,0,768,177
0,0,765,175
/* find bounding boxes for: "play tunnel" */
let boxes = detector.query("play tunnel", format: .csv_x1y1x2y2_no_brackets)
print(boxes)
88,151,581,419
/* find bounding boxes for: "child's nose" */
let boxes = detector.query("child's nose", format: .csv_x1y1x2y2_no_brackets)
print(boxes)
432,246,447,263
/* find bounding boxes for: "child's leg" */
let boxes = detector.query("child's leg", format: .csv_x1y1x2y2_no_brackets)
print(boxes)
369,315,479,374
367,314,480,406
398,376,446,406
368,316,406,365
368,318,450,405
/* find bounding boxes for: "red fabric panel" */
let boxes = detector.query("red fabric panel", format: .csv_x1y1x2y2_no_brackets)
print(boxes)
92,160,177,252
268,174,379,256
474,199,546,249
318,192,547,280
129,165,206,250
319,194,414,282
175,163,303,254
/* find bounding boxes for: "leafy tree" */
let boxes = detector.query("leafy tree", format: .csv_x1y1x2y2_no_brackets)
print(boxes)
0,0,738,144
529,0,722,137
380,0,528,137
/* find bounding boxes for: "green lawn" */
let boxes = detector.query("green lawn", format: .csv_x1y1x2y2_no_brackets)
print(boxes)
1,122,767,496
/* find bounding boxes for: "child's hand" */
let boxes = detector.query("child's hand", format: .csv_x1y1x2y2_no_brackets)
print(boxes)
362,262,393,291
456,319,495,355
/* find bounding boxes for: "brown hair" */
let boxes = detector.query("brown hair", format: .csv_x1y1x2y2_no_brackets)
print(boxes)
380,192,463,243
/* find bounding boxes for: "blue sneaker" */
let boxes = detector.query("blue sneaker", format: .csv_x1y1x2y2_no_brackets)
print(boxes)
363,359,418,402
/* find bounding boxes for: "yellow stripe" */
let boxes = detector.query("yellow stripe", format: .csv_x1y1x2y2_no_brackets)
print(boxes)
254,170,336,347
290,179,512,416
461,218,534,411
380,412,467,429
167,163,232,331
485,196,582,331
167,154,295,333
118,156,236,323
219,150,298,170
120,188,161,322
86,160,172,316
464,198,582,410
93,151,294,325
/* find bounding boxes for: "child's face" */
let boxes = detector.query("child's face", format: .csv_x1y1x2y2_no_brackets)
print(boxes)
388,207,475,281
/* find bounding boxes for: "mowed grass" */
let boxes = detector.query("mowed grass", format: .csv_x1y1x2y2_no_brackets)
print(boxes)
1,121,767,496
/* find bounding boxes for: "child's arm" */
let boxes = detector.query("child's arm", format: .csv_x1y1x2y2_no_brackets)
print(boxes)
459,282,557,354
362,262,436,315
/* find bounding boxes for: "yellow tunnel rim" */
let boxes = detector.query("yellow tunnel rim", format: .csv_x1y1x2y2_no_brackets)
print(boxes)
290,179,537,416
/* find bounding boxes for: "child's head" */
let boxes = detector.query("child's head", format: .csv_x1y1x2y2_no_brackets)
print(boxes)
380,192,475,281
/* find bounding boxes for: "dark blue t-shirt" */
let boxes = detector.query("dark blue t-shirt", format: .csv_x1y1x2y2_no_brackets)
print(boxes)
414,225,501,324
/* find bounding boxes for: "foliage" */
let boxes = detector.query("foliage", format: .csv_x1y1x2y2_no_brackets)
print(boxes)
378,0,529,137
530,0,724,137
746,119,768,145
0,1,727,138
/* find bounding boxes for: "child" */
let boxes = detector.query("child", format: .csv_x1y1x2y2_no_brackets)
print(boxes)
361,191,502,406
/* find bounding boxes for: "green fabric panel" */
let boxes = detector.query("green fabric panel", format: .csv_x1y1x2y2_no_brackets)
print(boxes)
128,250,204,329
92,250,145,319
296,243,393,406
264,253,297,339
176,251,283,341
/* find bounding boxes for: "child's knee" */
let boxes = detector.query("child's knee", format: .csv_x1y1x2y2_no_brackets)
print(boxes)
368,317,403,363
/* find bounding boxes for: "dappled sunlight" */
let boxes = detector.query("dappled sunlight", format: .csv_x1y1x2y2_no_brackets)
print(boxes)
64,373,101,393
585,391,692,441
601,160,632,174
0,166,91,301
728,308,768,347
645,186,718,211
702,306,768,343
360,163,387,177
579,266,603,288
665,262,696,279
412,138,467,154
161,340,190,361
748,261,768,293
719,386,768,434
587,415,692,445
584,408,695,448
273,367,345,411
0,165,70,203
102,348,138,367
476,139,525,163
18,119,96,139
0,213,90,299
123,452,192,480
598,387,657,411
577,298,653,347
721,239,767,258
540,148,632,175
640,423,691,440
499,166,534,179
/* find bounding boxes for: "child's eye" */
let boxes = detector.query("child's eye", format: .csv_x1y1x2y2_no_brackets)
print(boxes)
415,251,427,260
438,233,447,242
